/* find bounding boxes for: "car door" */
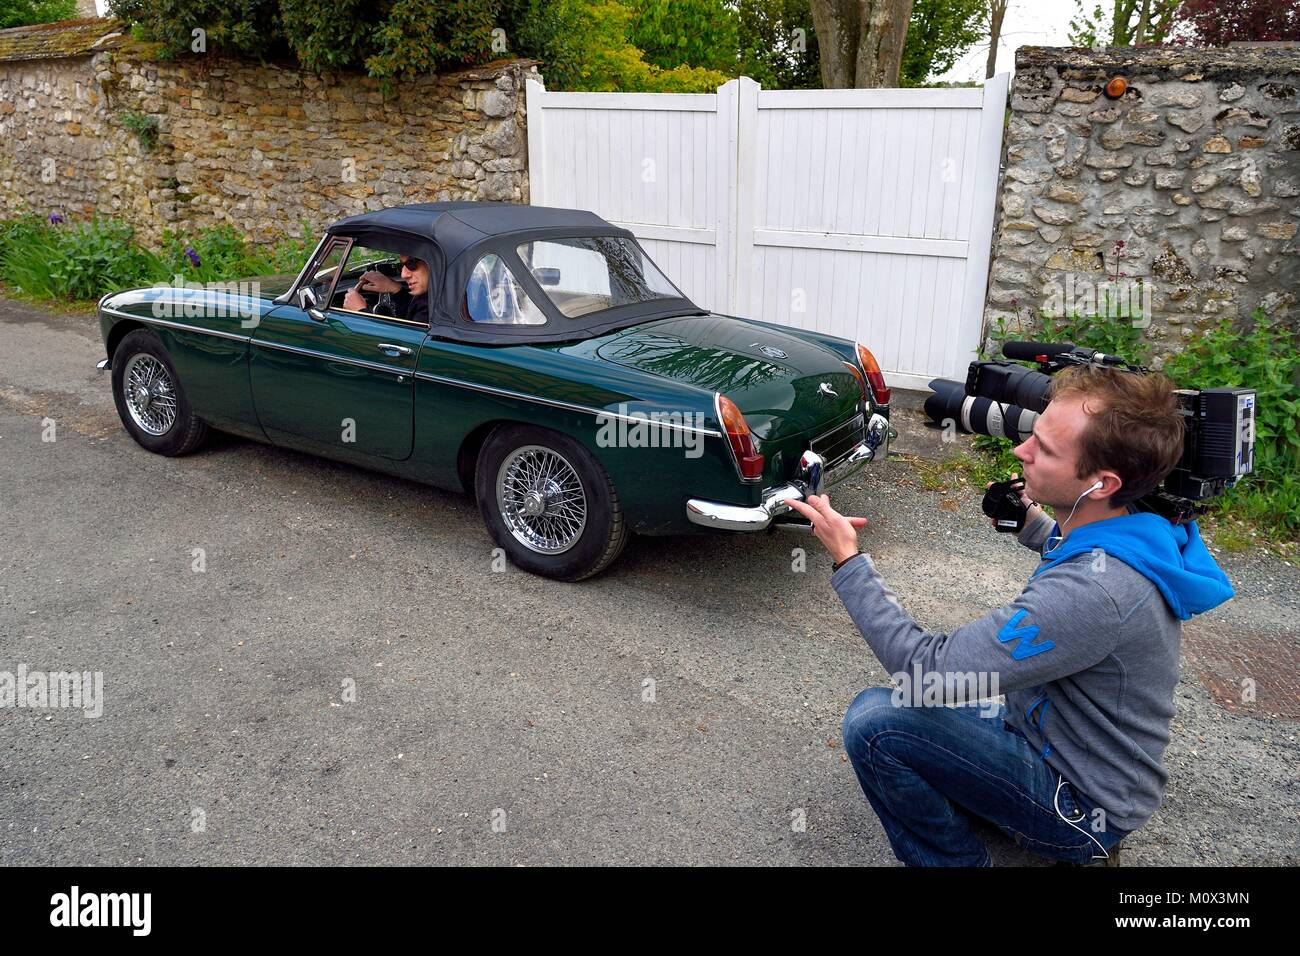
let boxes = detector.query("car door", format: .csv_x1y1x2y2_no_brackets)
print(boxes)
250,237,426,462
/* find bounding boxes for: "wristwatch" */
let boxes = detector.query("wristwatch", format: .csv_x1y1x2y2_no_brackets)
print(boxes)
832,551,866,572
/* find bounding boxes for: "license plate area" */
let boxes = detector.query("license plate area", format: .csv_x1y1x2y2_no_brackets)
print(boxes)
811,412,866,467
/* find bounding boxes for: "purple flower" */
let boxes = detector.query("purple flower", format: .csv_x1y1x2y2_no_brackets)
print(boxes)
184,246,201,268
48,213,64,225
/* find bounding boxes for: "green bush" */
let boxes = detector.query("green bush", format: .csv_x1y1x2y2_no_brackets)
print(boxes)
1,218,164,300
1164,313,1300,541
0,215,316,301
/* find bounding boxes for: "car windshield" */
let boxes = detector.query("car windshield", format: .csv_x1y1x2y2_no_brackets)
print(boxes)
516,236,683,319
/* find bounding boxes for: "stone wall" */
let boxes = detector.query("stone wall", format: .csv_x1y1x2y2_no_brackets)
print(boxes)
985,46,1300,366
0,21,539,245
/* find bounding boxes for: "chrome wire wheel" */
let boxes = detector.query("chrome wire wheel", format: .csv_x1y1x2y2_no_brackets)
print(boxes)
122,352,178,436
495,444,588,554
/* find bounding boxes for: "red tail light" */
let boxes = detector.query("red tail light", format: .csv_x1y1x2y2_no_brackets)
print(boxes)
717,394,764,481
856,343,891,407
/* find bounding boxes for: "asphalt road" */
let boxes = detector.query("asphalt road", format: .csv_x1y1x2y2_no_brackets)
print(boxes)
1,298,1296,866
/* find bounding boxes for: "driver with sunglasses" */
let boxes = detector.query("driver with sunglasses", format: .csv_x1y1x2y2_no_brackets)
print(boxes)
343,254,429,325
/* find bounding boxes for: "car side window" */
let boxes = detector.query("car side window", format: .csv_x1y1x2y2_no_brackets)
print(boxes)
306,239,350,305
465,253,547,325
332,243,405,314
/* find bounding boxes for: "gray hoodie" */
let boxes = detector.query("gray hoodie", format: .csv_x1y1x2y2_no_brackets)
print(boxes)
830,507,1233,834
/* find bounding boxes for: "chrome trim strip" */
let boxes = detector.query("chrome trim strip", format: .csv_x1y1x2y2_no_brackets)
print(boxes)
414,371,722,437
101,306,253,343
252,338,411,376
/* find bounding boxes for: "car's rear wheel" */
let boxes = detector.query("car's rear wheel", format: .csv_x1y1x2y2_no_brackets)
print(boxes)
475,424,628,581
111,329,209,456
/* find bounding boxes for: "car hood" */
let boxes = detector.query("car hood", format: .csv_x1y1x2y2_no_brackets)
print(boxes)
593,314,862,441
242,274,298,300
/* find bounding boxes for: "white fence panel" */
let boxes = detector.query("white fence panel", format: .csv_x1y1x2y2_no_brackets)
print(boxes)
527,74,1009,392
526,87,734,315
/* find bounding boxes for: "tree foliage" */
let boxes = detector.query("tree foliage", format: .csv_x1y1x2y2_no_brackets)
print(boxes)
110,0,289,61
1173,0,1300,45
0,0,76,29
109,0,732,90
512,0,730,91
105,0,989,90
630,0,740,75
1068,0,1181,47
900,0,985,86
735,0,822,89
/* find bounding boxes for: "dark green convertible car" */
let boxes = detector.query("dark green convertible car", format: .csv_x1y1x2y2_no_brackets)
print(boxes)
97,202,894,580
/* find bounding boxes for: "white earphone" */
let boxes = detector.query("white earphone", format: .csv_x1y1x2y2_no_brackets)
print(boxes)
1043,480,1106,554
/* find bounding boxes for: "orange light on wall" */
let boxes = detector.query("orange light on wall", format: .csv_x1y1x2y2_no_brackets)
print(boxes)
1104,76,1128,99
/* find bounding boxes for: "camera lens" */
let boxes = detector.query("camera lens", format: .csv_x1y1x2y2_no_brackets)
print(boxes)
925,378,1038,443
968,362,1054,413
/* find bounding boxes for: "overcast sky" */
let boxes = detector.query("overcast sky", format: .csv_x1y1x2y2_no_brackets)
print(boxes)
936,0,1081,83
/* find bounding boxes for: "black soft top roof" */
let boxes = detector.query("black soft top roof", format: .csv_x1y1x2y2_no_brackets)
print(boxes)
324,202,702,344
330,202,622,262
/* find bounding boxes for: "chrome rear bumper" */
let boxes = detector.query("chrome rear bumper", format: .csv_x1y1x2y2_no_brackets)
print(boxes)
686,412,895,532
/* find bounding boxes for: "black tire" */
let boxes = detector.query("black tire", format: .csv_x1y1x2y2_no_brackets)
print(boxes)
475,424,628,581
111,329,209,456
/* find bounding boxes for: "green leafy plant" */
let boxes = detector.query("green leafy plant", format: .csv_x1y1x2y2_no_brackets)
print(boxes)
1,218,165,300
119,110,161,152
0,215,318,302
1164,312,1300,543
1038,309,1151,367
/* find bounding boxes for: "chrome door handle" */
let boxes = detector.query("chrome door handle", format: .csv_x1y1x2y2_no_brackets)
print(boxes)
377,343,413,357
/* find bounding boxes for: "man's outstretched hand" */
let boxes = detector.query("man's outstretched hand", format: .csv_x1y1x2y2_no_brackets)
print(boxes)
783,494,869,565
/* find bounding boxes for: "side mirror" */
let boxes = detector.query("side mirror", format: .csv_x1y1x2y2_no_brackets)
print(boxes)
298,285,326,321
536,267,561,287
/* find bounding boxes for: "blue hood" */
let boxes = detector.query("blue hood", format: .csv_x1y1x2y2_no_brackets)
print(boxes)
1032,513,1233,620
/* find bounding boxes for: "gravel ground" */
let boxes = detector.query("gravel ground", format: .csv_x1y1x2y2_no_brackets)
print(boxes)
0,297,1295,866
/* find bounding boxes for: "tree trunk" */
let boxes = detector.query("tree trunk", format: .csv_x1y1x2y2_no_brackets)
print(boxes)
1111,0,1137,44
1135,0,1151,45
985,0,1008,79
810,0,915,88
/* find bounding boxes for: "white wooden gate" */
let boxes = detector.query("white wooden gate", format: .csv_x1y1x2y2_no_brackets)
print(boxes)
526,74,1009,392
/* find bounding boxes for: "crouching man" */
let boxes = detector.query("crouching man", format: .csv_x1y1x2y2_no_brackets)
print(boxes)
785,366,1234,866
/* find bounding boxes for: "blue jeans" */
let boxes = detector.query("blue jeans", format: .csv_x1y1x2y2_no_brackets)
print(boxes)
842,686,1129,866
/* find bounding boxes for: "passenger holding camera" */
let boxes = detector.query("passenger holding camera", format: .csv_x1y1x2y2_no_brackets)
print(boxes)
785,365,1235,866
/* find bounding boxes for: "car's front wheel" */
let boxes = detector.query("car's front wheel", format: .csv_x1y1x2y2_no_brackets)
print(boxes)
111,329,209,456
475,424,628,581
